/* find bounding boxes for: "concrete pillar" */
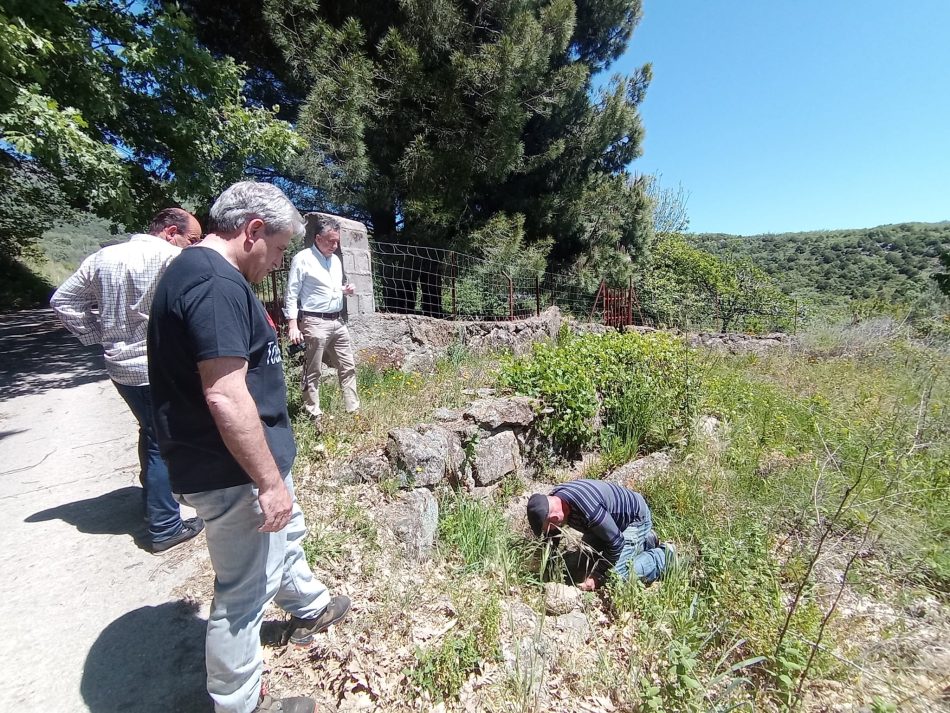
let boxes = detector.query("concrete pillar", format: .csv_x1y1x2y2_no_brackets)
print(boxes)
304,212,375,316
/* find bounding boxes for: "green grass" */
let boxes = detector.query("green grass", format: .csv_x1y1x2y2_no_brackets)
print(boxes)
283,321,947,710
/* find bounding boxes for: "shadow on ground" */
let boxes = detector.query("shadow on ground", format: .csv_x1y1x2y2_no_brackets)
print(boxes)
82,600,210,713
25,486,151,551
0,308,107,401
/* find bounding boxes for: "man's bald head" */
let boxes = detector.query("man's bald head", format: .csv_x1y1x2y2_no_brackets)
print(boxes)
149,208,202,248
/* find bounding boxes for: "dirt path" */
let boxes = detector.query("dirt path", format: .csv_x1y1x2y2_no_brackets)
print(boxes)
0,309,212,713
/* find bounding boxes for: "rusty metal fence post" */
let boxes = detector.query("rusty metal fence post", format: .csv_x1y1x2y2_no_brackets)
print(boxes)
535,276,541,316
506,274,514,319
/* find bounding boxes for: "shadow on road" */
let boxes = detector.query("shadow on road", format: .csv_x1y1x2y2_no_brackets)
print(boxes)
0,308,107,401
25,486,151,551
81,600,210,713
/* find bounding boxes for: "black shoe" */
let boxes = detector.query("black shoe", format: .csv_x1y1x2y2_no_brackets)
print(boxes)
287,595,351,645
150,517,205,554
253,694,316,713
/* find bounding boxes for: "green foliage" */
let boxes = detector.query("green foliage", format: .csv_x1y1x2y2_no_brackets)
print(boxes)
934,249,950,297
438,495,533,582
407,588,501,700
499,330,695,452
0,0,302,244
641,234,795,333
692,222,950,312
259,0,652,274
302,524,349,568
0,253,54,311
0,156,73,257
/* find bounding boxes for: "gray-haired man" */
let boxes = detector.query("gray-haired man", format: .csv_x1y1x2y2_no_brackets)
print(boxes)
148,182,350,713
284,215,360,424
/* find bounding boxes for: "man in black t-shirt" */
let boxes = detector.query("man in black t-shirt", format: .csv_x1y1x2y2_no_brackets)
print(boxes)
149,182,350,713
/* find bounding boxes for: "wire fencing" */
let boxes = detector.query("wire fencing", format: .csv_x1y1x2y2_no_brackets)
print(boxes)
370,242,596,321
253,241,800,334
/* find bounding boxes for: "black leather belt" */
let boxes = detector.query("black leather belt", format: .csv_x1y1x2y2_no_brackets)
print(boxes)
300,310,341,320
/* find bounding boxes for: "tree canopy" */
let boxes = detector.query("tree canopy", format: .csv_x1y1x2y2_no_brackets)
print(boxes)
0,0,302,249
178,0,653,273
693,222,950,307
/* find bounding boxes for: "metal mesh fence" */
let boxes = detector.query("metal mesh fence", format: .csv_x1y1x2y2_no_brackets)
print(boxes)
370,242,597,321
252,241,800,333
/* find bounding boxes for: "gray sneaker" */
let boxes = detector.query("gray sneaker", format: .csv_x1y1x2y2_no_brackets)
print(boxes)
644,529,660,551
253,694,316,713
287,595,351,645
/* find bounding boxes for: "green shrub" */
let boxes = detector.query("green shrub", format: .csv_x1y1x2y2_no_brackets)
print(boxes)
498,331,696,452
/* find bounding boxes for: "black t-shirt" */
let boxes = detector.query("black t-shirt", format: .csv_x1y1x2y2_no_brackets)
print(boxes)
148,247,296,493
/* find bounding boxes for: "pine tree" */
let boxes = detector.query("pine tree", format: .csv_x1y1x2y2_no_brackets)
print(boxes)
254,0,652,310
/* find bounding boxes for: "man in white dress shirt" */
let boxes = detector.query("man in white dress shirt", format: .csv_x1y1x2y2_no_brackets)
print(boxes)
50,208,205,553
284,215,360,423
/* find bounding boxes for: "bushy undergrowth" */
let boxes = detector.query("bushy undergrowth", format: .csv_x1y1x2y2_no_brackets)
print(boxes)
285,323,947,711
624,331,947,709
488,324,947,709
498,331,696,453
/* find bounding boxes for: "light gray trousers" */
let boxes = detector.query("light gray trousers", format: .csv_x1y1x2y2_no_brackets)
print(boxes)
176,474,330,713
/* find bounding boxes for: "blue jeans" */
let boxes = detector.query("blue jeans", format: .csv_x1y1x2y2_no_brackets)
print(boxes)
113,381,184,544
176,474,330,713
611,516,668,585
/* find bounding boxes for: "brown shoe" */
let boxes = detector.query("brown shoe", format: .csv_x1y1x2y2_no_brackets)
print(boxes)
287,595,351,645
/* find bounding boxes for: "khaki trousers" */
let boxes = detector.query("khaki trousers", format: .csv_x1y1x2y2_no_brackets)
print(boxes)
300,315,360,417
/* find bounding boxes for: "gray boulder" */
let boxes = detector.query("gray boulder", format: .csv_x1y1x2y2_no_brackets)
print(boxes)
337,452,393,484
607,451,673,486
544,582,581,615
472,429,522,486
552,611,590,646
386,424,464,487
377,488,439,561
431,407,462,423
463,396,537,430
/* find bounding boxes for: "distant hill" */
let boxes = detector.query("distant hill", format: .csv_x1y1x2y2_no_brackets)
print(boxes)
38,216,126,285
0,215,126,311
691,222,949,306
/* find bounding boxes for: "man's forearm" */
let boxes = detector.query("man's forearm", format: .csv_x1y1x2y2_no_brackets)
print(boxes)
205,383,284,489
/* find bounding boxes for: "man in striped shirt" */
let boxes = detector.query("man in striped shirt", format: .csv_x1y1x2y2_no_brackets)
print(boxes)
51,208,205,553
526,479,674,590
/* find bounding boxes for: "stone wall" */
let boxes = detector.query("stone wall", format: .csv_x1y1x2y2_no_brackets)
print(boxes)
338,396,540,561
345,305,789,372
620,323,790,355
348,306,563,371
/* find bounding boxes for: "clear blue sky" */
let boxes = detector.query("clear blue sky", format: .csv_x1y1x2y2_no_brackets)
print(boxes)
614,0,950,235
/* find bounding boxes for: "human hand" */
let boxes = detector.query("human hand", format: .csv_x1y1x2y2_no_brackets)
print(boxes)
342,283,355,296
578,576,598,592
258,479,292,532
288,325,304,345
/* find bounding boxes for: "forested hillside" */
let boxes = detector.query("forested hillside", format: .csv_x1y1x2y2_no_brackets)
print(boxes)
691,222,949,305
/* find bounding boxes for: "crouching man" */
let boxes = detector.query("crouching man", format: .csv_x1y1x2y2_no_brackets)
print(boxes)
526,479,675,590
148,182,350,713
